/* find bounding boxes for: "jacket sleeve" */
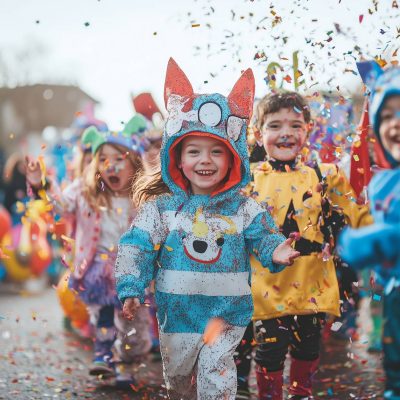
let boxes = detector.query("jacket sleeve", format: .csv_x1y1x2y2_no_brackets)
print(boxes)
241,197,287,273
115,200,165,303
339,223,400,270
324,164,373,228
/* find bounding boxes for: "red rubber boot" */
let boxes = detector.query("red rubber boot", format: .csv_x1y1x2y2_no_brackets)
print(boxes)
255,364,283,400
288,357,319,398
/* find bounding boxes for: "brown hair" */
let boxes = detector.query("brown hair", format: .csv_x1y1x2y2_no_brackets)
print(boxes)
132,167,171,207
254,91,311,131
82,143,143,211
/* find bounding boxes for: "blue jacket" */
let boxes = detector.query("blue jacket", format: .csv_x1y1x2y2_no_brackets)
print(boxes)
339,169,400,291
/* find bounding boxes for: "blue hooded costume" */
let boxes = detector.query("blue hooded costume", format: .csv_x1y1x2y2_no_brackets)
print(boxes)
115,59,286,399
339,61,400,398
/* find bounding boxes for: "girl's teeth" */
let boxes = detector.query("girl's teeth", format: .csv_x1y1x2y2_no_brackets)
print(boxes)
197,170,214,175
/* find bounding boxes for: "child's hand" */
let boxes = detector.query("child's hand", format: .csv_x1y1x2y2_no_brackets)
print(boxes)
25,156,43,188
122,297,141,321
272,237,300,266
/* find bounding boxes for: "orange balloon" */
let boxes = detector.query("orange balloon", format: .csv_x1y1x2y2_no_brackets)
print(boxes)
56,270,89,329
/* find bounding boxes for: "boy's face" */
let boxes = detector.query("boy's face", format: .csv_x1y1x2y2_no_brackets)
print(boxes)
256,107,308,161
379,96,400,163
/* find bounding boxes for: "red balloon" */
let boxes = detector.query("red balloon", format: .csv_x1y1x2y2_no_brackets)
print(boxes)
0,206,12,241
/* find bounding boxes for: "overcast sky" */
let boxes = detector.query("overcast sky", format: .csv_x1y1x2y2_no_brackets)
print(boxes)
0,0,398,130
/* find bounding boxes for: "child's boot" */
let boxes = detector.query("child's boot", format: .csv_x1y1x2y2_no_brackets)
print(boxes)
255,364,283,400
288,358,319,399
89,326,116,376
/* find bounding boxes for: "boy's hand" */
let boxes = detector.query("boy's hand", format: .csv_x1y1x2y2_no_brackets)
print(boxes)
272,237,300,266
122,297,141,321
25,156,43,188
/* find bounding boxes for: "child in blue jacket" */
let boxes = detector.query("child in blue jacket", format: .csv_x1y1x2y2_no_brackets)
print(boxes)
340,61,400,400
115,58,300,400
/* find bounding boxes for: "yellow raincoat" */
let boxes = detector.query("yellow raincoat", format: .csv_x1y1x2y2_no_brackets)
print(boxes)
251,160,372,320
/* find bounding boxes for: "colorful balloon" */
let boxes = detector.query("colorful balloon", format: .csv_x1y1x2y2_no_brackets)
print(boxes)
1,226,32,281
56,270,89,329
0,206,12,242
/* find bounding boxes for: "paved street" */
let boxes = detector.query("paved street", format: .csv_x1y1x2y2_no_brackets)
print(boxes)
0,285,384,399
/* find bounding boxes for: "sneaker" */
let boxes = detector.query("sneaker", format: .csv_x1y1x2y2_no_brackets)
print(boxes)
115,363,137,389
89,354,115,377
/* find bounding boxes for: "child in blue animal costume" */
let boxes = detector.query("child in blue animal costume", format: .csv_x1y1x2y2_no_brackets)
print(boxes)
339,61,400,400
115,58,300,400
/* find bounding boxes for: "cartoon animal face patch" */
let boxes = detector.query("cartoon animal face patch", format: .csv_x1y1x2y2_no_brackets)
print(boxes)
164,207,239,264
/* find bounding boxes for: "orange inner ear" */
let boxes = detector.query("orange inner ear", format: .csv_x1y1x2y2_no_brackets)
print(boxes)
164,58,194,108
168,133,242,197
227,68,255,120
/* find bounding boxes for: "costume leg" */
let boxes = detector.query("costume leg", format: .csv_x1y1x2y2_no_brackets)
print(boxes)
196,324,245,400
288,313,325,397
159,331,203,400
254,317,291,400
87,304,116,375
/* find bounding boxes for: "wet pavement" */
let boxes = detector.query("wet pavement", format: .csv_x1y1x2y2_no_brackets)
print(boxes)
0,285,385,399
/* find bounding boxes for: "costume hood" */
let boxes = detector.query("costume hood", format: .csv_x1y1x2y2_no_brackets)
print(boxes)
357,60,400,167
161,58,255,197
81,114,147,154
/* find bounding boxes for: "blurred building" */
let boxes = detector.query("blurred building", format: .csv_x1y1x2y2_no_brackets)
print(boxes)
0,84,98,156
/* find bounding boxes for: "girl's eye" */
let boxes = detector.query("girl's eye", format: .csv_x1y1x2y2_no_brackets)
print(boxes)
188,150,199,155
381,112,393,121
212,149,223,154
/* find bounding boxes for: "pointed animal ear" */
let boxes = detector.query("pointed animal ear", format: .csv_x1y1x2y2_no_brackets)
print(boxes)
228,68,255,119
356,60,383,90
164,58,194,108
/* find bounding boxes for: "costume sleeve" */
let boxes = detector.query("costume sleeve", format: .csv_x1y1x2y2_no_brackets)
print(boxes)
43,177,81,216
324,164,373,228
339,223,400,270
241,197,287,273
115,200,165,303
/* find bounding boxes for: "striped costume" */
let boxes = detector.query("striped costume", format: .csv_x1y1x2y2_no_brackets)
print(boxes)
115,58,286,399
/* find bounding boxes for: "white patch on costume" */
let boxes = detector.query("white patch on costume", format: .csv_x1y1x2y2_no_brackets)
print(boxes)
163,208,239,264
166,94,198,136
198,102,222,127
226,115,244,142
156,270,251,296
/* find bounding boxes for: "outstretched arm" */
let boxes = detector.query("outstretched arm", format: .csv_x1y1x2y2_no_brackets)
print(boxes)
243,198,299,272
339,223,400,270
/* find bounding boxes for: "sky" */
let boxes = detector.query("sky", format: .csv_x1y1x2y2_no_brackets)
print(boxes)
0,0,399,130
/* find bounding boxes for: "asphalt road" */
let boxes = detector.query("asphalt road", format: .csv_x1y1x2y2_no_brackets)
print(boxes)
0,284,385,400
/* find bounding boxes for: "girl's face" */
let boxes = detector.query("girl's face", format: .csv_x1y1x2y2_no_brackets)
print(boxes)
256,108,308,161
98,144,135,193
179,135,232,195
379,96,400,163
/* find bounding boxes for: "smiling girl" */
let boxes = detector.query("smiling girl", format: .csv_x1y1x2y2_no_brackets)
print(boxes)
114,59,299,400
25,120,152,386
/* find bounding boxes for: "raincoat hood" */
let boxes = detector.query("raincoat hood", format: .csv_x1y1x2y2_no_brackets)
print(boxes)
357,60,400,167
160,58,255,197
